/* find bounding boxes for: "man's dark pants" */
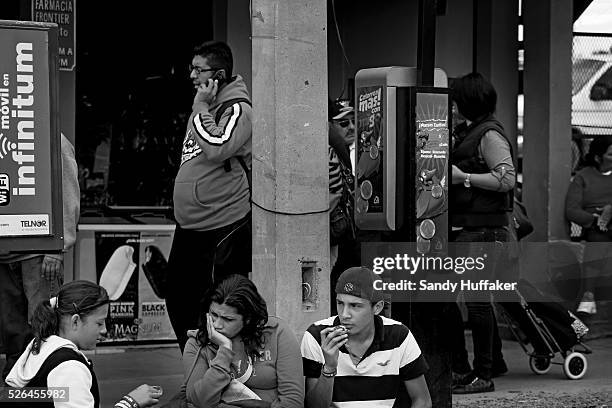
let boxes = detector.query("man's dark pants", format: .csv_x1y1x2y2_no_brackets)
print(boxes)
165,213,251,352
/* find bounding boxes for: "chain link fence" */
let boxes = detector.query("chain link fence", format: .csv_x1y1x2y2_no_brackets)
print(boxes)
572,33,612,136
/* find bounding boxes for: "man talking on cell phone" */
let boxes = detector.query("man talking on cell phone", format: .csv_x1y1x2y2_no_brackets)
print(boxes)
167,40,253,352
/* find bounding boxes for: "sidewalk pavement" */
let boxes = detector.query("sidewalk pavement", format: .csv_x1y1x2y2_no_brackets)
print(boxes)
91,336,612,408
91,344,183,408
2,336,611,407
453,335,612,408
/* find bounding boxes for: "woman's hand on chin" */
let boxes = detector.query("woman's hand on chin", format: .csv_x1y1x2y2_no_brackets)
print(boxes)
207,313,232,349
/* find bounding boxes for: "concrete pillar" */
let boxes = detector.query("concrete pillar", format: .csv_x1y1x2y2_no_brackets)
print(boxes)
523,0,573,241
522,0,573,284
251,0,330,335
474,0,519,154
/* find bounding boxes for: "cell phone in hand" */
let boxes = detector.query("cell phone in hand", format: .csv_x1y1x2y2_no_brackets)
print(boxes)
212,70,226,82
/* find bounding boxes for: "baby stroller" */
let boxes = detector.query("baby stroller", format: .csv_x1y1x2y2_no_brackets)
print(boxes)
496,279,592,380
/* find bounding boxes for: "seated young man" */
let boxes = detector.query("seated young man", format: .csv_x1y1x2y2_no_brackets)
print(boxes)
301,267,432,408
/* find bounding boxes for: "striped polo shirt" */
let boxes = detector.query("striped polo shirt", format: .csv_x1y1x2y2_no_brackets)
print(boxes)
301,315,428,408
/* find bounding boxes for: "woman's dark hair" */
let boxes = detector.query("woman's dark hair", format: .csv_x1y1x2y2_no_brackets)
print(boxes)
451,72,497,122
193,40,233,80
197,275,268,357
583,135,612,169
30,280,110,354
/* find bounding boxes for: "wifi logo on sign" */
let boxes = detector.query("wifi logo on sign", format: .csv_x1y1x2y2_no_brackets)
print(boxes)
0,133,17,160
0,173,9,206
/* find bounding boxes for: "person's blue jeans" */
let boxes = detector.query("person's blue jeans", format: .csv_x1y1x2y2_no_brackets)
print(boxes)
0,256,62,381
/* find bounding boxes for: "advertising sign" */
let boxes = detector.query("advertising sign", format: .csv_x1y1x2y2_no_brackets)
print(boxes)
136,231,175,341
414,90,450,256
356,86,385,215
95,232,140,342
76,225,176,343
32,0,76,71
0,21,62,253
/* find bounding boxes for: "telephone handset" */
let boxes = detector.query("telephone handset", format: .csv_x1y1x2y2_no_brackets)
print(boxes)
212,70,226,83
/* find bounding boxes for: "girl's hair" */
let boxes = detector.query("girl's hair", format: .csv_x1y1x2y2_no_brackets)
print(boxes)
451,72,497,122
583,135,612,169
197,275,268,357
30,280,110,354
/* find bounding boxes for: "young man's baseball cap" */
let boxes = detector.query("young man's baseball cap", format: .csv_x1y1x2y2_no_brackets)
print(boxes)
335,266,383,302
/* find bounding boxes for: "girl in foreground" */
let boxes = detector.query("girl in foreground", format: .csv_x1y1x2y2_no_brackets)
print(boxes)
6,280,162,408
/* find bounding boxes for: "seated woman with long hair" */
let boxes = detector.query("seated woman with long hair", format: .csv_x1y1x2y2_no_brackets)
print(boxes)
183,274,304,408
566,135,612,316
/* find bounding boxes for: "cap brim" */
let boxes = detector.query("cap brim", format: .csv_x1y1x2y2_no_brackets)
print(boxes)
332,110,354,120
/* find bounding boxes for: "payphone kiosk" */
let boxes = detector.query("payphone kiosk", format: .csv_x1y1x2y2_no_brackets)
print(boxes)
354,67,449,254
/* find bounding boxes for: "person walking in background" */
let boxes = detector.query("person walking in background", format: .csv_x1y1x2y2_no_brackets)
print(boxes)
449,72,516,394
183,274,304,408
0,133,80,385
167,41,253,352
565,135,612,317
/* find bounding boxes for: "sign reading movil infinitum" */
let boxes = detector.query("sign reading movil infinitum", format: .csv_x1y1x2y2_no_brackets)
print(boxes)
0,30,54,237
32,0,75,71
0,21,62,253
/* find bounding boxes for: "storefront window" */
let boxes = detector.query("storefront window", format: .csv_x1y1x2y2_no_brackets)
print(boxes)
74,1,213,210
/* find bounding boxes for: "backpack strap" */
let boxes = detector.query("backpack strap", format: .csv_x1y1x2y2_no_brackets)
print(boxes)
214,98,253,196
236,156,252,192
27,348,90,387
214,98,252,125
22,347,100,408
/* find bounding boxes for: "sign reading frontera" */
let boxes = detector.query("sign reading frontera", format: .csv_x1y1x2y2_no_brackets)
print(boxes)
0,22,60,242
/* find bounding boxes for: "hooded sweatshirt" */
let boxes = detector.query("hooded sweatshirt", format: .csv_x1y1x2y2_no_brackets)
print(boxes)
173,75,252,231
6,336,97,408
183,316,304,408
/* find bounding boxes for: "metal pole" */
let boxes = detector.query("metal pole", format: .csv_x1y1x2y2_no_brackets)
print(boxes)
417,0,437,86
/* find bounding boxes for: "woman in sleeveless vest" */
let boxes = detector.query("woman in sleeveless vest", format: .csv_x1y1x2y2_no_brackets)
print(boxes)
448,73,517,395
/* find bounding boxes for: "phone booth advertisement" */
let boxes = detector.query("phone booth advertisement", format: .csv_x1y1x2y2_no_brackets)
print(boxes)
0,21,62,253
354,67,448,238
413,90,450,256
356,86,385,215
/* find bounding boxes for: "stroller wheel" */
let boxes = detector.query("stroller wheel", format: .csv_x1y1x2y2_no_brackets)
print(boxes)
529,356,551,375
563,352,587,380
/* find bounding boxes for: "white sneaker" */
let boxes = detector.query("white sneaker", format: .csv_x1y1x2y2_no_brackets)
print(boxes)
577,301,597,315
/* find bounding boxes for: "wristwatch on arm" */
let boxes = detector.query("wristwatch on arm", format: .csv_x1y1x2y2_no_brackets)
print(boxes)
463,173,472,188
